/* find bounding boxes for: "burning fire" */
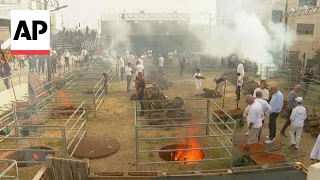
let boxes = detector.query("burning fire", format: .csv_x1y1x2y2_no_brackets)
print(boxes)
56,90,72,107
170,121,204,164
32,153,39,161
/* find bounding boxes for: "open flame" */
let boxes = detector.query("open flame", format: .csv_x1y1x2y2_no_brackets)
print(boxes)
56,90,72,107
170,121,204,164
32,153,39,161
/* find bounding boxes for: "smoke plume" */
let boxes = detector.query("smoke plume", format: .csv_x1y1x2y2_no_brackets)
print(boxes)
191,0,295,66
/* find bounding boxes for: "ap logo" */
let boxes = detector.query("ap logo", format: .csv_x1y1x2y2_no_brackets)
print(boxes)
11,10,50,55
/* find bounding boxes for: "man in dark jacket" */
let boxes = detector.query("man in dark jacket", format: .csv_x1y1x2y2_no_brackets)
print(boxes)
51,53,57,74
27,56,33,71
2,60,11,89
38,55,46,73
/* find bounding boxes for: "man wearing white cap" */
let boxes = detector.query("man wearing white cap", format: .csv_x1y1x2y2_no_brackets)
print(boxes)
310,134,320,163
237,61,245,78
289,97,307,150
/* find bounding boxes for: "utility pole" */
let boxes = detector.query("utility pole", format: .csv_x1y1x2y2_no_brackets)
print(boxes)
282,0,288,69
44,0,52,82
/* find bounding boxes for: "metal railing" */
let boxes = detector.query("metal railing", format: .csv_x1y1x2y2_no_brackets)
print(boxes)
63,66,111,117
0,102,87,166
224,63,320,104
134,99,236,171
0,159,19,180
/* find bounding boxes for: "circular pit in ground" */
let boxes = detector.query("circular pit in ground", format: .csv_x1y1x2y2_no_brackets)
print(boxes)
5,146,55,167
159,144,205,164
68,136,120,159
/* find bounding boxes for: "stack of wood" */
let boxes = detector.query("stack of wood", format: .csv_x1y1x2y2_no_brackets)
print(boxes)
201,88,221,98
222,69,259,95
242,76,259,95
304,109,320,137
54,77,66,90
146,71,172,90
132,86,187,125
222,69,237,84
146,97,187,125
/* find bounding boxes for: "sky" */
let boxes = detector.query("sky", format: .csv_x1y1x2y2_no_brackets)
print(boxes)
56,0,217,29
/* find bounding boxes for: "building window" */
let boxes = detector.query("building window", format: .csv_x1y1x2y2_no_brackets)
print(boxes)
271,10,283,23
296,24,314,35
299,0,317,7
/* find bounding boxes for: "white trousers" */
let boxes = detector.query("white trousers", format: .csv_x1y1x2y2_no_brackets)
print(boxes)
290,126,303,148
247,127,262,144
195,82,201,95
218,81,226,95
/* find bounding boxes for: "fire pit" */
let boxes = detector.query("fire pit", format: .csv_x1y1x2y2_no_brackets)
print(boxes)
159,144,205,165
5,146,55,167
51,105,85,116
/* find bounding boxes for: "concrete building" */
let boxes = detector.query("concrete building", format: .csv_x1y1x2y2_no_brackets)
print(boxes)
287,0,320,68
0,0,30,49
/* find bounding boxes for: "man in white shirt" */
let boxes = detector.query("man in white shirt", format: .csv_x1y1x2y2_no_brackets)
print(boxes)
81,49,87,57
236,73,243,101
159,56,164,74
253,80,270,101
255,91,272,140
129,55,135,65
118,56,125,82
237,61,245,78
125,63,132,92
311,134,320,163
63,49,70,67
138,58,143,65
193,69,202,96
125,50,130,62
243,91,271,137
245,95,264,144
289,97,306,150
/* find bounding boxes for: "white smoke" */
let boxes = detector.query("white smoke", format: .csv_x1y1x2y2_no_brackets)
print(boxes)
191,0,295,66
101,20,132,49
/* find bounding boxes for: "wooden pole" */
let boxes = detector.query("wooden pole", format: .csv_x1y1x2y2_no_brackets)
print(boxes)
222,80,227,109
9,78,17,102
236,99,239,110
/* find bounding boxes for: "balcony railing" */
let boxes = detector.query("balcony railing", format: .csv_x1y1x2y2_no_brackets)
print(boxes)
0,0,20,4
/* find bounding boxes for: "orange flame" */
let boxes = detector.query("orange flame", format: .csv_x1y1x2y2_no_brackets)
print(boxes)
56,90,72,107
172,120,204,164
32,153,39,161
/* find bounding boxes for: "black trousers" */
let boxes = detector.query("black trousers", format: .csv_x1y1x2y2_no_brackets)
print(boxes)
280,110,293,134
258,120,264,141
120,68,125,81
268,113,280,140
65,57,69,67
236,86,241,100
51,61,57,73
3,74,10,89
180,66,184,75
38,63,45,73
138,92,145,115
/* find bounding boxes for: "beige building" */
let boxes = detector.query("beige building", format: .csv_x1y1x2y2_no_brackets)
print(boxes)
50,13,57,30
287,0,319,67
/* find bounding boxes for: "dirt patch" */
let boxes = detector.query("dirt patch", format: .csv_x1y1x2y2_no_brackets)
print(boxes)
229,109,244,115
68,136,120,159
214,110,227,117
250,152,285,165
235,143,264,153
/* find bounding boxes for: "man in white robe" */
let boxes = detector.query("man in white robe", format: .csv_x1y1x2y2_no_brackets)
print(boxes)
237,61,245,77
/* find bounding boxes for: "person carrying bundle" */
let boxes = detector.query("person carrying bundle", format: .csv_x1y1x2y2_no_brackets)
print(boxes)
213,77,227,97
193,69,202,96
